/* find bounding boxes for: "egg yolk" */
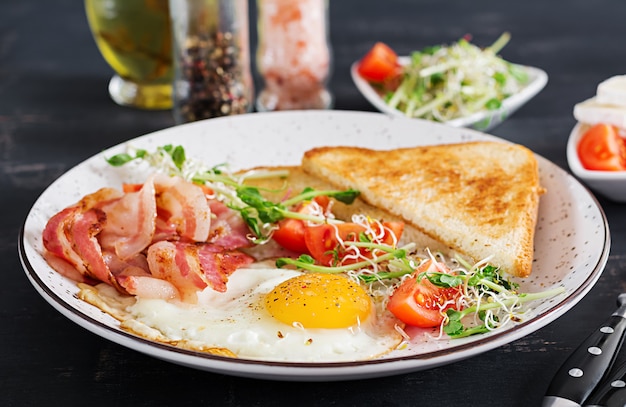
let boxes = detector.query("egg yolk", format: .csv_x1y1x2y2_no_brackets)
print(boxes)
264,273,372,329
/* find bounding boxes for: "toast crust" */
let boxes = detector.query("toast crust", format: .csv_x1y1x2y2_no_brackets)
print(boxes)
300,142,543,278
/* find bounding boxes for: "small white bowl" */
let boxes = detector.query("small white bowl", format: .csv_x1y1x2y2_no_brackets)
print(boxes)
351,57,548,132
566,122,626,202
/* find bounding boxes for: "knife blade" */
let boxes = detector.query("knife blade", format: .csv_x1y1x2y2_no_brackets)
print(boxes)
583,359,626,406
542,294,626,407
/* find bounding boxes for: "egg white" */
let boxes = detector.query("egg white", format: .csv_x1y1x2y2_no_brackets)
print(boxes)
106,265,404,362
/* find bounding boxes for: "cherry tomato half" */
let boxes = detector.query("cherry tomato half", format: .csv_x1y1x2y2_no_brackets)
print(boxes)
577,123,626,171
304,223,366,266
387,260,462,328
371,221,404,247
271,196,331,253
304,221,405,266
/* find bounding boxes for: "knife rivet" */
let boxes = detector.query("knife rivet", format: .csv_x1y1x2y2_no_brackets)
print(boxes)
611,380,626,388
588,346,602,355
600,326,615,334
568,368,584,377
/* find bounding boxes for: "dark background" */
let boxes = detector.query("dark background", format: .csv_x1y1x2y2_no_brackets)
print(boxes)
2,0,626,405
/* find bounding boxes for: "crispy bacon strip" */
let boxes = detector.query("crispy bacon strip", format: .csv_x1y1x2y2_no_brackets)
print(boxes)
154,174,211,242
147,241,254,303
42,188,125,292
197,244,254,292
70,208,120,287
116,266,179,300
147,241,208,303
99,176,157,259
207,200,252,249
43,177,257,303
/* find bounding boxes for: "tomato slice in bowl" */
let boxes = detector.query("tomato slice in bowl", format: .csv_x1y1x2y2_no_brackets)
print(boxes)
387,260,462,328
357,42,402,83
577,123,626,171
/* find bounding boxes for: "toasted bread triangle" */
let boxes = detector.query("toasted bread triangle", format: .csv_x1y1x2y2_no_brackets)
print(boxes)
301,141,544,277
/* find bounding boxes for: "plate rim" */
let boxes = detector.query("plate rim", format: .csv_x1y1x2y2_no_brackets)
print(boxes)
19,110,610,381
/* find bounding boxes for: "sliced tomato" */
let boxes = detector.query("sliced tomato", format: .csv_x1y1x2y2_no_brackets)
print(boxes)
271,196,331,253
577,123,626,171
387,260,462,328
304,223,366,265
304,221,405,266
272,217,309,252
357,42,402,83
372,221,404,246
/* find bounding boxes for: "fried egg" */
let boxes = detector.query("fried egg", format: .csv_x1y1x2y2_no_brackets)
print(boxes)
83,265,404,362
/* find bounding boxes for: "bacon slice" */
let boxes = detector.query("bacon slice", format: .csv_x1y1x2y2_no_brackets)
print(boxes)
42,188,125,291
116,266,179,300
197,244,254,292
43,176,258,304
43,188,121,261
207,200,252,249
99,176,157,259
147,241,209,303
154,174,211,242
147,241,253,303
102,250,150,275
42,207,84,266
70,208,119,287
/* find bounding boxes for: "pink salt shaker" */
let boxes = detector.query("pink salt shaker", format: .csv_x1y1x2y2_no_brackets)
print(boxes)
256,0,332,111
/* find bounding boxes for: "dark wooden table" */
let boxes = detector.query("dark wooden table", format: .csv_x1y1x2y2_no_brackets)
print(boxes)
3,0,626,405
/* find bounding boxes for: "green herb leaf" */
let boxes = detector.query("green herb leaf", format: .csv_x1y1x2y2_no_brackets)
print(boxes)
493,71,507,86
328,189,360,204
443,310,465,336
420,271,463,288
171,145,186,169
106,153,136,167
485,98,502,110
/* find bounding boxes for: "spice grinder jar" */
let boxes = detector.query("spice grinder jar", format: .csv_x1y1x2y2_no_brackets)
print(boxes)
169,0,253,123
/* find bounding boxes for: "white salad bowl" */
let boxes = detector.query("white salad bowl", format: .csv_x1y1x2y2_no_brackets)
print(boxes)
567,122,626,202
351,57,548,132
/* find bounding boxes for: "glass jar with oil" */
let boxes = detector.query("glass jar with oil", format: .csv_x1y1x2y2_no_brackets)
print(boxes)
85,0,173,110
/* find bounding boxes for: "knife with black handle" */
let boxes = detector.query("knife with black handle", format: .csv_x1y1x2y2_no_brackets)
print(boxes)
583,359,626,407
543,294,626,407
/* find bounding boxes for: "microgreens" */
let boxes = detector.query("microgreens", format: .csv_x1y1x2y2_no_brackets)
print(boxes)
234,186,359,242
443,286,565,338
403,258,565,338
276,243,416,279
381,32,529,122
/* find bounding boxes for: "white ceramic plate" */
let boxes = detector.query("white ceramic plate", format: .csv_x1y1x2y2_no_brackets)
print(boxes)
19,111,608,381
351,58,548,131
566,122,626,202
